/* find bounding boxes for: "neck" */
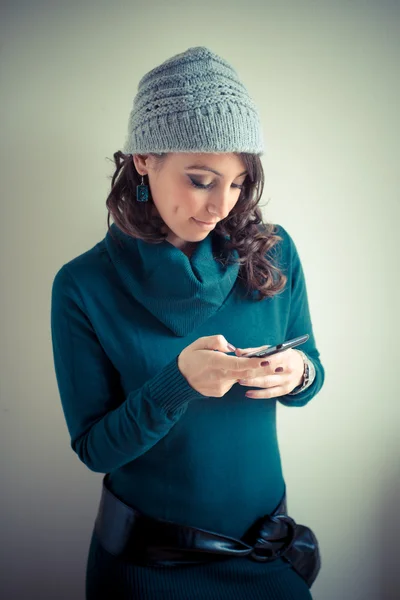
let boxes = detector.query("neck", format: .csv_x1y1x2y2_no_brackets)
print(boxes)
181,242,198,258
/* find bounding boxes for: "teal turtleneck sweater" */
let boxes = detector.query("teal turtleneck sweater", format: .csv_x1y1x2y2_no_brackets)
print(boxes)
51,222,325,540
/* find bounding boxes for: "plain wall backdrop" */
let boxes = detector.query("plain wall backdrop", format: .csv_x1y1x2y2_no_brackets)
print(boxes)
1,0,399,598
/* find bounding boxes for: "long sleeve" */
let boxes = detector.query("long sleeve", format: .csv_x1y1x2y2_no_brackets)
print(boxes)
277,228,325,407
287,349,316,395
50,265,204,473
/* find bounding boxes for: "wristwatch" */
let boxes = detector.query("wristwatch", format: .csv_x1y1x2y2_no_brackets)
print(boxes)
288,349,316,395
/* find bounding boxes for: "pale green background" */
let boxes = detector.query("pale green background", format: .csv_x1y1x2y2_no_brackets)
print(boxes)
1,0,399,598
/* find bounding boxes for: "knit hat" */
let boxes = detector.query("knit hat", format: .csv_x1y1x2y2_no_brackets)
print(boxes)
122,46,265,156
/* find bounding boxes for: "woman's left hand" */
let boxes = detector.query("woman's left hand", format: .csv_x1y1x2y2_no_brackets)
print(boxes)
234,345,304,399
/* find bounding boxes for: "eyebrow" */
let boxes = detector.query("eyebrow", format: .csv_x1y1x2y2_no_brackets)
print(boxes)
184,164,248,178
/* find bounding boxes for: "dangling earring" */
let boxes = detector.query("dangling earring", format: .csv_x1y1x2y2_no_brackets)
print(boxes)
136,174,149,202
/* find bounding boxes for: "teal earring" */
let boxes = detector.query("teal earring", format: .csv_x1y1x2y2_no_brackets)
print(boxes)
136,175,149,202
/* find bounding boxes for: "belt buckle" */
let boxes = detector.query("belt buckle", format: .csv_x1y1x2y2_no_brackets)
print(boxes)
249,514,297,563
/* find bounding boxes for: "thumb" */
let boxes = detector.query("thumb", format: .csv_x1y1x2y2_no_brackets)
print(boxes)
235,345,271,356
193,335,236,354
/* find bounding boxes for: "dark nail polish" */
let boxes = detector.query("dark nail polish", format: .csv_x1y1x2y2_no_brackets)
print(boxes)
275,367,283,372
261,361,269,367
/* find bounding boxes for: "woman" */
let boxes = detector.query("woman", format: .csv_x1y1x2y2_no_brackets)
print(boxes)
51,46,325,599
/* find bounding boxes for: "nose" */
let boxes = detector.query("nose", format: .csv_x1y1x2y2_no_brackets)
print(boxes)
208,187,237,219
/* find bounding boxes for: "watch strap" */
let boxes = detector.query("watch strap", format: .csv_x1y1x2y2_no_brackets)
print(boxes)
287,349,316,395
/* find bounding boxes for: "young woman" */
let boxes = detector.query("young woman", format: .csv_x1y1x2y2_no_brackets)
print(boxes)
51,46,325,599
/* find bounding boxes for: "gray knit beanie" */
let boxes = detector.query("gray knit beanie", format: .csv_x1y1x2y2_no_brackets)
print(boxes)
122,46,265,156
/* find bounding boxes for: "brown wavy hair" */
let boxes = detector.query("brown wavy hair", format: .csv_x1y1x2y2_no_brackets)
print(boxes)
105,151,287,301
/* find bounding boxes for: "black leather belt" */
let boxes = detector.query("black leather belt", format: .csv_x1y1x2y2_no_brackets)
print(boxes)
94,474,321,589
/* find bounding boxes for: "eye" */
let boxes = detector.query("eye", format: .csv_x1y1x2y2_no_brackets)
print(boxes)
188,177,211,190
188,177,245,190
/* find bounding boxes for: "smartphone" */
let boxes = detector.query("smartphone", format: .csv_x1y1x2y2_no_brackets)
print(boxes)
241,334,309,358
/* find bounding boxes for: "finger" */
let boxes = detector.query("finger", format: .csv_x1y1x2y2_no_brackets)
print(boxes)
235,345,271,357
210,350,264,372
225,354,267,376
238,374,281,387
235,347,258,355
244,383,284,399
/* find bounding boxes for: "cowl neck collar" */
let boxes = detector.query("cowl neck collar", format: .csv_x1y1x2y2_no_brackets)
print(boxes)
104,223,240,337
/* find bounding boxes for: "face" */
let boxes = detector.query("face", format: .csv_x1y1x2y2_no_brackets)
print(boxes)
132,153,247,250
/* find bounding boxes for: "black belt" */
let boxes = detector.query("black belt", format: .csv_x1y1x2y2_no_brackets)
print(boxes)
94,474,321,589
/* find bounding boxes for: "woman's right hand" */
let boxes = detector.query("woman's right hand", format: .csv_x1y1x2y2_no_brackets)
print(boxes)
177,335,266,397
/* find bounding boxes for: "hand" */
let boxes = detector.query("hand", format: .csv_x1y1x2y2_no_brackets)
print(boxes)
234,345,305,399
178,335,267,397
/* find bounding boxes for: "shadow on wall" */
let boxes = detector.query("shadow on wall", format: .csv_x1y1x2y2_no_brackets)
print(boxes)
377,462,400,599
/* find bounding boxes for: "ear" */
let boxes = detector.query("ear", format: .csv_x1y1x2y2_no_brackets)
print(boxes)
132,154,151,175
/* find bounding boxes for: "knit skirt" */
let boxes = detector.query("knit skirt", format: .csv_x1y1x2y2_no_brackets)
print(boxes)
85,527,313,600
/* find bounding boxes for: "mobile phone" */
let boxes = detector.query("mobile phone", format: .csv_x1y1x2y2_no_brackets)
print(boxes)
241,334,309,358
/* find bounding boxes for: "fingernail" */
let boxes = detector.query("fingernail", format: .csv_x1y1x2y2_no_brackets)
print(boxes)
261,361,269,367
227,343,236,351
275,367,283,372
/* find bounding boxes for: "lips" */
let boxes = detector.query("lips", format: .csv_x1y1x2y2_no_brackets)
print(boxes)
194,218,217,225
